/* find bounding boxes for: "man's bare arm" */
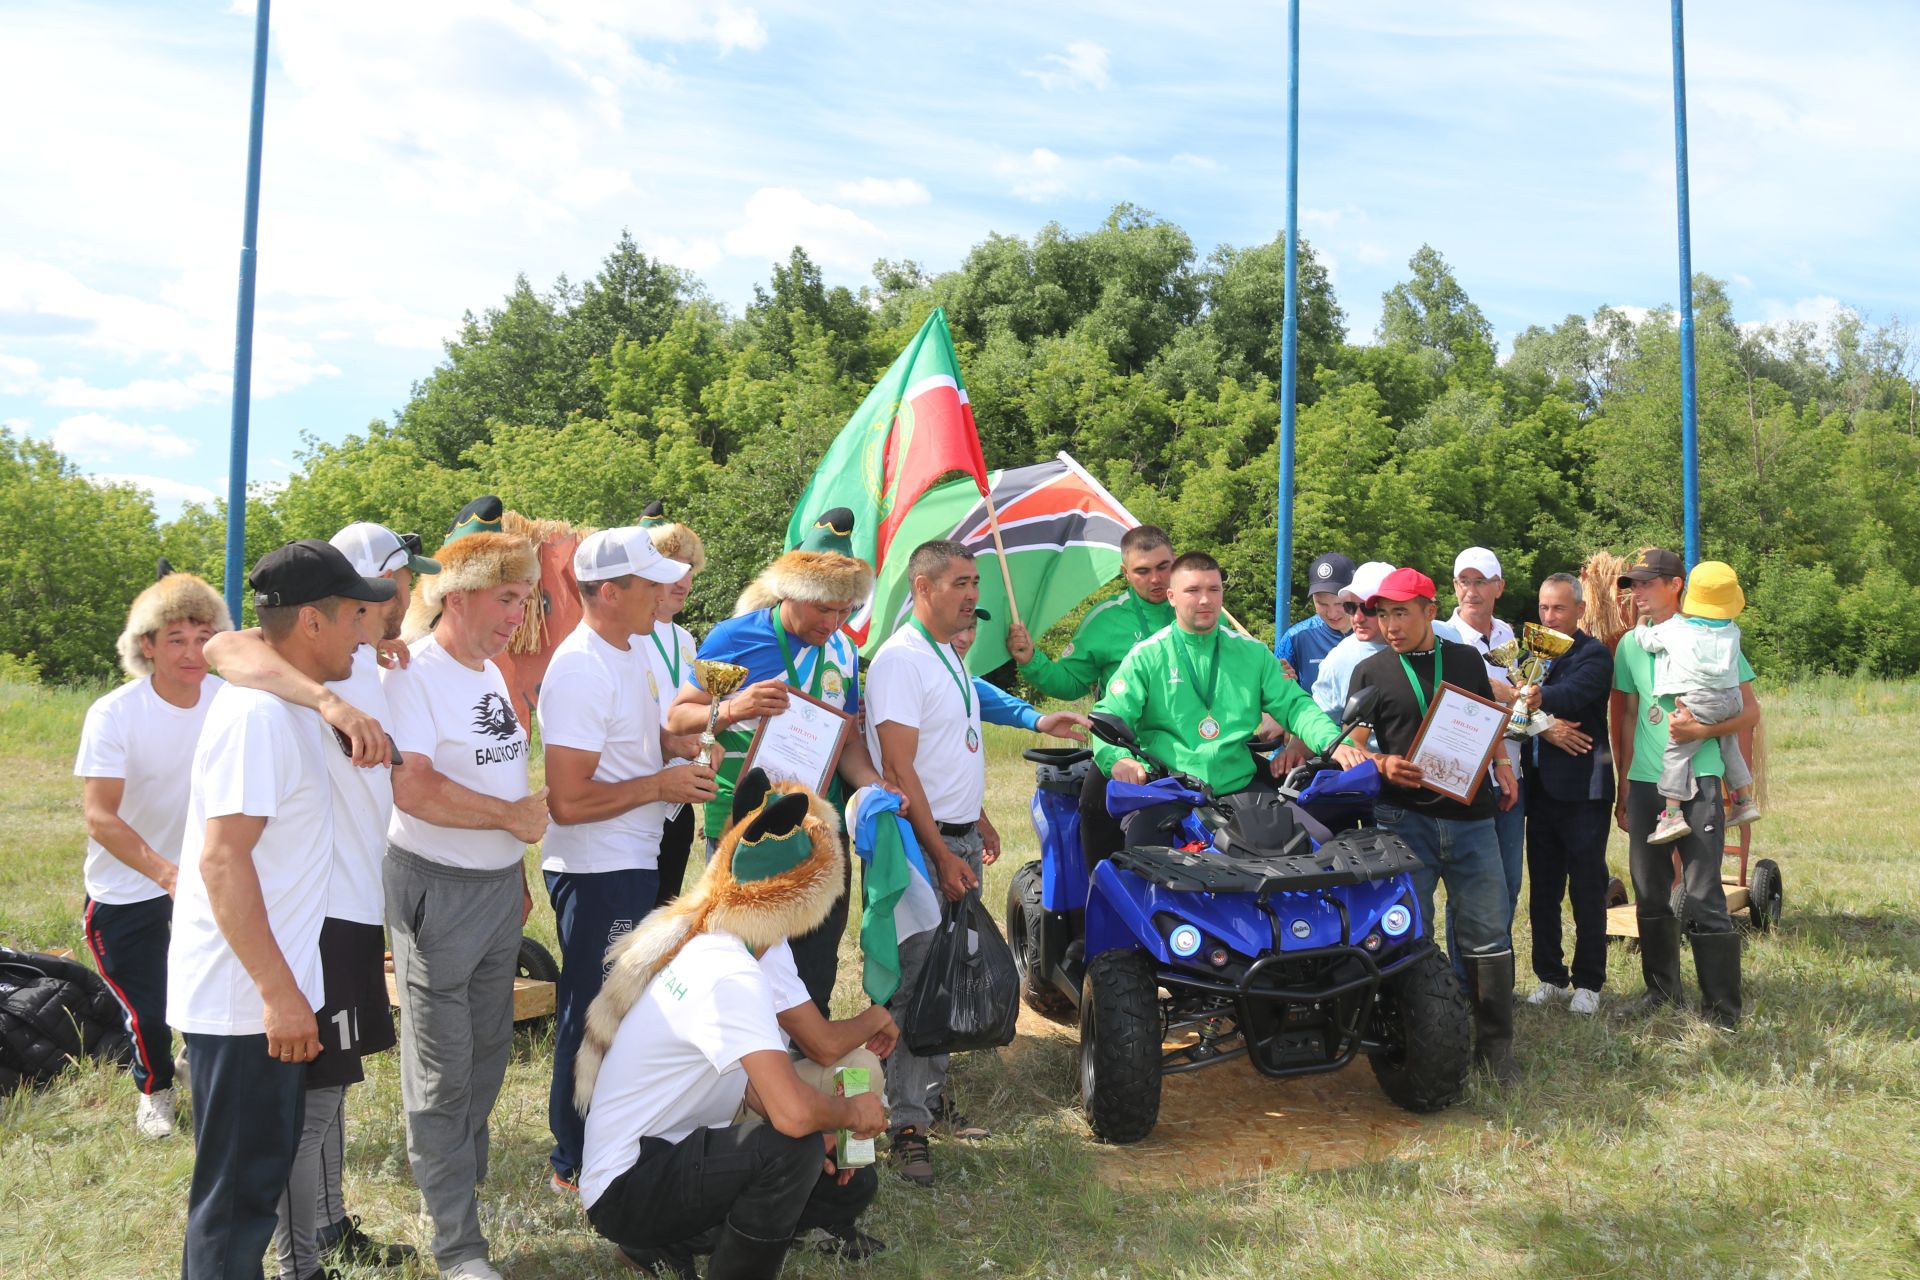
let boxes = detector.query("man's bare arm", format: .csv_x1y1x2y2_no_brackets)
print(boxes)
391,758,550,845
873,720,974,900
544,745,715,826
82,777,177,894
205,628,389,767
200,813,319,1062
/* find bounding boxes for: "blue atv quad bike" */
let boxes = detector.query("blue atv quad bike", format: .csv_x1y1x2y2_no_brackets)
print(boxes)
1005,690,1472,1144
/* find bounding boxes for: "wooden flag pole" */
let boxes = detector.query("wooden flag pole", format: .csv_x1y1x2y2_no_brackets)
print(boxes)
981,486,1023,629
1224,608,1256,639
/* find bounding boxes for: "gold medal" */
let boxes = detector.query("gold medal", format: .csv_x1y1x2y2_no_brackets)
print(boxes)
1198,716,1219,741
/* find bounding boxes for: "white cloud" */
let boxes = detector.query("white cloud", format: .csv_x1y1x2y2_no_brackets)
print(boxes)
3,417,30,434
43,373,230,412
834,177,931,207
646,235,727,274
995,148,1068,201
0,354,40,395
1025,41,1110,91
1171,153,1217,171
1755,295,1850,333
721,188,885,272
88,473,220,510
51,413,198,463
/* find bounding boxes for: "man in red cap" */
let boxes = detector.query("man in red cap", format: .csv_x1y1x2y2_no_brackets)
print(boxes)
1347,568,1522,1085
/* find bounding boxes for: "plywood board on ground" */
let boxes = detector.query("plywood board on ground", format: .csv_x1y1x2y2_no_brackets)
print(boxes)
1606,880,1751,939
383,969,555,1022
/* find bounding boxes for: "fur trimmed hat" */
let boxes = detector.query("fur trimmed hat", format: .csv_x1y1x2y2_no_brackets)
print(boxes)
117,572,233,677
401,530,539,643
645,522,707,576
733,506,871,615
573,771,843,1111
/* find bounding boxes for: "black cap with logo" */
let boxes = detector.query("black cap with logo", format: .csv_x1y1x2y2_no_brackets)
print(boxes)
1307,552,1356,596
1617,547,1686,587
250,539,398,610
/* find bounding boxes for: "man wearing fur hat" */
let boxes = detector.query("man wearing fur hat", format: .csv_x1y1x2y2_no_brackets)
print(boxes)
383,514,551,1280
640,502,706,910
537,526,718,1196
668,507,890,1014
75,568,233,1139
574,774,888,1279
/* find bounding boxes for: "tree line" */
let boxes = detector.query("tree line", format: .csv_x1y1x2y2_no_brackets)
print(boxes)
5,207,1917,686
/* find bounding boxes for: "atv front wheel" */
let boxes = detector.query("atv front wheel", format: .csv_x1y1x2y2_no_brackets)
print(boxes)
1367,948,1471,1113
1008,860,1073,1018
1079,949,1162,1144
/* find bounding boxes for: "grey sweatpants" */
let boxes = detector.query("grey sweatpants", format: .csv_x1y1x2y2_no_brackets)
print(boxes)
384,845,523,1270
884,828,983,1134
273,1084,345,1280
1659,685,1750,801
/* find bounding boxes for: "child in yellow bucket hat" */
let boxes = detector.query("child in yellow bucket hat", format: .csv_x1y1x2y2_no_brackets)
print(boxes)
1635,560,1760,842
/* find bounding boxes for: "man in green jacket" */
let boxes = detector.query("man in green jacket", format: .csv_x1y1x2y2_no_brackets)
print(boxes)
1093,552,1368,848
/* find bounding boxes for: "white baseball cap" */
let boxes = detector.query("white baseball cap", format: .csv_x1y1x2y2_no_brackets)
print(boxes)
1453,546,1502,580
330,522,440,578
1340,561,1396,604
574,526,687,584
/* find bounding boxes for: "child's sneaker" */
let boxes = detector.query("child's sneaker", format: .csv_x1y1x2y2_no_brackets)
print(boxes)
1647,807,1691,845
1726,798,1762,828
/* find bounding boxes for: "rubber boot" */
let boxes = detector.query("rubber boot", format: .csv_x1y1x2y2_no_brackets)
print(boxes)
1465,950,1521,1086
1690,930,1743,1030
704,1225,792,1280
1616,914,1684,1017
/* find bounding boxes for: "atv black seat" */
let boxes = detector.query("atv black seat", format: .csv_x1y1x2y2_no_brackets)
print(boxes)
1112,828,1423,894
1024,746,1093,793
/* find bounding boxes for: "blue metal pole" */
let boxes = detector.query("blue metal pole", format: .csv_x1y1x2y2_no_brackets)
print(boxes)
223,0,272,614
1670,0,1701,568
1274,0,1300,651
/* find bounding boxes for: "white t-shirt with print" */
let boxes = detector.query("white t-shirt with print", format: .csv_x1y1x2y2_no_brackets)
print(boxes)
538,622,667,875
324,645,396,924
759,939,812,1049
578,932,786,1208
73,675,225,905
382,636,532,871
864,623,985,825
167,685,333,1034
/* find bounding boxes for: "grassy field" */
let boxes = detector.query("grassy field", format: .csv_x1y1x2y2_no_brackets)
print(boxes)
4,676,1920,1279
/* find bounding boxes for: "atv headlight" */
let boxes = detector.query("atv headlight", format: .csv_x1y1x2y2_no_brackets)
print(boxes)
1381,904,1413,938
1167,923,1203,958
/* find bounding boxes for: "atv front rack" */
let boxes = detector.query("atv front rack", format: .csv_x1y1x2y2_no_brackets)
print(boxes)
1111,828,1423,894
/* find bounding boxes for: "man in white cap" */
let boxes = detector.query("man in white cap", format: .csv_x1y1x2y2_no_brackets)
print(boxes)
538,526,719,1195
1446,547,1526,970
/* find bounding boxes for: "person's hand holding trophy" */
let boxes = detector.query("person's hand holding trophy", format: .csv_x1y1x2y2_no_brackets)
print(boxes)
1488,623,1574,739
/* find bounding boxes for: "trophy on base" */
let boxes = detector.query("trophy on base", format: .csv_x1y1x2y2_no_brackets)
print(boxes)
1488,623,1574,739
694,660,749,766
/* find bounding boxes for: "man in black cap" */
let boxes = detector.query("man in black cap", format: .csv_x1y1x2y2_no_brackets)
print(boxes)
1276,552,1357,694
1611,547,1761,1028
167,540,394,1279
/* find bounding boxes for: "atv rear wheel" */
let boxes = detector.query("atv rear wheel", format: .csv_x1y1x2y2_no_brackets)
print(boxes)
1367,948,1471,1113
1079,949,1162,1144
1008,860,1073,1018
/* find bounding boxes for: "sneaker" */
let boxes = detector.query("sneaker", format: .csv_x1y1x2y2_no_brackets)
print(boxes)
1727,799,1762,828
617,1243,698,1279
136,1087,176,1138
1647,807,1691,845
1525,981,1572,1007
443,1260,506,1280
931,1094,991,1140
809,1222,888,1261
322,1215,417,1268
549,1169,579,1196
887,1125,933,1186
1569,988,1601,1016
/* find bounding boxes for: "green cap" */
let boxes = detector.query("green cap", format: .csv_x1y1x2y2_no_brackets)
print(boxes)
447,495,504,542
797,507,856,557
639,499,668,529
730,792,813,884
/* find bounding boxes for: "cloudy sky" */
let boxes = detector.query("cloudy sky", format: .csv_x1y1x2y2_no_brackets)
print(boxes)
2,0,1913,513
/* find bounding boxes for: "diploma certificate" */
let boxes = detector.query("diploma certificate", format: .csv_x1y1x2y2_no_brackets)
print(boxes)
1407,682,1509,804
741,686,855,797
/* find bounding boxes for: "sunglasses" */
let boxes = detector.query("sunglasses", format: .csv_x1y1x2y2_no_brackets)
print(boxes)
1341,601,1380,617
378,532,426,573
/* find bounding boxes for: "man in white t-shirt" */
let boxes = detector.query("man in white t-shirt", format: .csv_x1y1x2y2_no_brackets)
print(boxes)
75,569,232,1139
862,539,999,1187
167,539,392,1280
382,523,551,1280
538,526,716,1194
206,521,438,1277
641,505,706,910
575,787,887,1278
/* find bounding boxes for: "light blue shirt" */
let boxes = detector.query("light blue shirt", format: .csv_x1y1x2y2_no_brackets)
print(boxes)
1311,621,1461,715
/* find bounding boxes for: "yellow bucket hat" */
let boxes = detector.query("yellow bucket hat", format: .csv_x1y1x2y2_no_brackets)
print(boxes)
1683,560,1745,621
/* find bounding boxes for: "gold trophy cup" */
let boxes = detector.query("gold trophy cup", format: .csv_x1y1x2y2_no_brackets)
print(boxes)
694,660,749,766
1488,624,1574,738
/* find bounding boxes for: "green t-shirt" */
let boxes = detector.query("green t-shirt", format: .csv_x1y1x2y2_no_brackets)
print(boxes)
1612,629,1755,785
1091,624,1342,794
1018,589,1175,701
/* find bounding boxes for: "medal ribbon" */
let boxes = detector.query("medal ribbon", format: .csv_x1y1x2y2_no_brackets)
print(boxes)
1397,643,1444,719
909,620,973,719
1169,626,1221,713
649,625,682,688
1126,589,1155,641
771,611,826,698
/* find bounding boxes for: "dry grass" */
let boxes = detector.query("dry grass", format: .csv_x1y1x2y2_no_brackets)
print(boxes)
3,676,1919,1278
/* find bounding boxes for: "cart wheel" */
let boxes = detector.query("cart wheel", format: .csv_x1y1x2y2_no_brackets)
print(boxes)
1605,876,1629,910
515,936,560,1028
1745,859,1783,934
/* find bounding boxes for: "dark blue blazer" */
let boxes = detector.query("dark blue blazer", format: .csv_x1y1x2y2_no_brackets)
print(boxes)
1527,629,1615,806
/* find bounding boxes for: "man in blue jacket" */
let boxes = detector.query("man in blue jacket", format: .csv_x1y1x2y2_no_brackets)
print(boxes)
1517,572,1615,1015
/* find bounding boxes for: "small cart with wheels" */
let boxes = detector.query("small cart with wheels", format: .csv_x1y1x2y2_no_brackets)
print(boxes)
1606,824,1782,939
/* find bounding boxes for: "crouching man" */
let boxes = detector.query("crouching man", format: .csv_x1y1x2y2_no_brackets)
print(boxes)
573,773,887,1279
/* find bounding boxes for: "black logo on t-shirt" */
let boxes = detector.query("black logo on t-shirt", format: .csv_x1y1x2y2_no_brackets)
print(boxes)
472,692,520,741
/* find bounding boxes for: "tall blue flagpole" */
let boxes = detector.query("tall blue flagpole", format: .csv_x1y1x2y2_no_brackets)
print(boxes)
1273,0,1300,652
223,0,272,614
1670,0,1701,568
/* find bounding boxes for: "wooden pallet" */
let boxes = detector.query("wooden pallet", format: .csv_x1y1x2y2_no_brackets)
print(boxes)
383,963,556,1023
1606,881,1751,938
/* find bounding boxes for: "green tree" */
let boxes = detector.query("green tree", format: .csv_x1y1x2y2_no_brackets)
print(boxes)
1378,244,1497,382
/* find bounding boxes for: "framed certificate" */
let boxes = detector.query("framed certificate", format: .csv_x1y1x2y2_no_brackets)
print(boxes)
1407,682,1509,804
741,686,855,797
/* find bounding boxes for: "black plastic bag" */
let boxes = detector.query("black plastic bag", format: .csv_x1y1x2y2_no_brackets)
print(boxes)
904,892,1019,1056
